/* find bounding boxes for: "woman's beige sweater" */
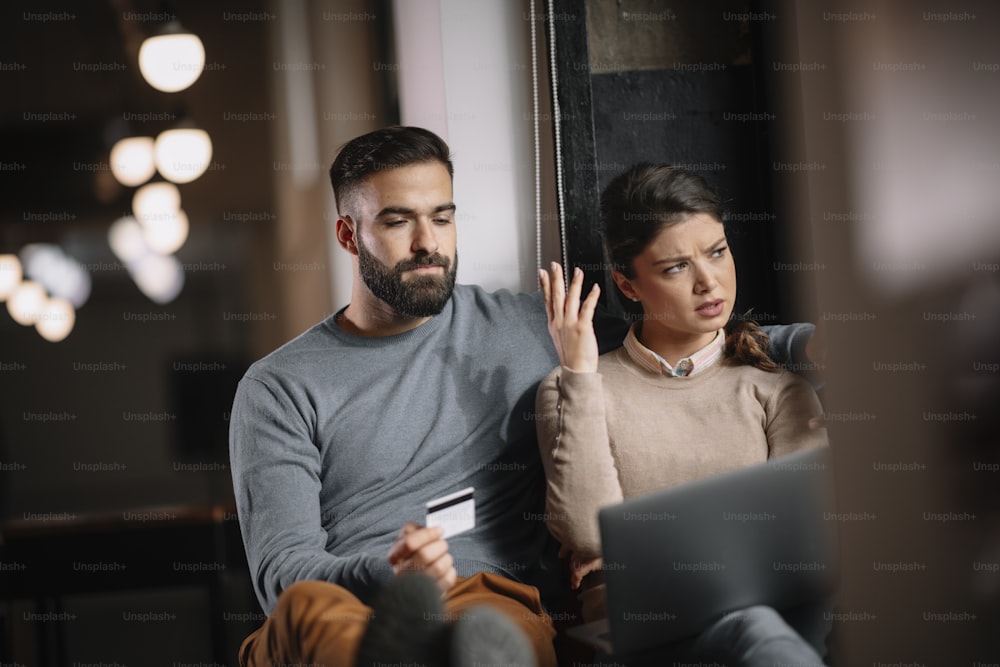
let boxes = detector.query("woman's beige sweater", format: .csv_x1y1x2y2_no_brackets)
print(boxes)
535,347,829,562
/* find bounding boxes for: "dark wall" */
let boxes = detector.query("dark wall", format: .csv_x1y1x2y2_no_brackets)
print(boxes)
551,0,817,324
590,67,779,321
0,0,281,661
0,0,273,521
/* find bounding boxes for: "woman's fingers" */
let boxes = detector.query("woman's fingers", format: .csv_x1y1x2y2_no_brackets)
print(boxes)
579,283,601,325
541,261,599,330
540,263,600,372
538,268,552,321
550,262,566,327
565,266,585,324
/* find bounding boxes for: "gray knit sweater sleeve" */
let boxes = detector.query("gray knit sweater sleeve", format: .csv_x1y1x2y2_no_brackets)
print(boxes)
229,374,393,613
761,322,821,388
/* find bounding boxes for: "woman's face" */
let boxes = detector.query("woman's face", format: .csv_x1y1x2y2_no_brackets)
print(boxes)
613,212,736,344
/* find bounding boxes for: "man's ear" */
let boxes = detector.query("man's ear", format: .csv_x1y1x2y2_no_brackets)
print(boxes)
335,217,358,255
611,270,639,302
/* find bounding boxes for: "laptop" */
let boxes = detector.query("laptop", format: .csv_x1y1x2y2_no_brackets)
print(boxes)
567,446,838,657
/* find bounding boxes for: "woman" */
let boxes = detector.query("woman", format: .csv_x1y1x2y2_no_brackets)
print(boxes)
536,163,829,663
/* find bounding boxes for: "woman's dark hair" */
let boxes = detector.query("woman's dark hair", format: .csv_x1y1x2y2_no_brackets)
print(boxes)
329,126,453,215
600,163,777,372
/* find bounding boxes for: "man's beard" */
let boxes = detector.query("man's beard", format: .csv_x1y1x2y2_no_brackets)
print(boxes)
356,237,458,318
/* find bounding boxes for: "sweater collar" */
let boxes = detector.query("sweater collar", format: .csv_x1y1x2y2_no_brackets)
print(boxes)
623,324,726,377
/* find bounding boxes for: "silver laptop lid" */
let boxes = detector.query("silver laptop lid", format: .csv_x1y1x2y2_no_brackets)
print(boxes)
598,446,838,656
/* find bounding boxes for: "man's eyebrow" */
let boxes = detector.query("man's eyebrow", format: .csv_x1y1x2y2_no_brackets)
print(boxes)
375,203,456,218
651,237,727,266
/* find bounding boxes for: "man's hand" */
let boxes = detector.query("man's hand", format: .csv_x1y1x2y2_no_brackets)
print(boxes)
539,263,601,373
387,523,457,594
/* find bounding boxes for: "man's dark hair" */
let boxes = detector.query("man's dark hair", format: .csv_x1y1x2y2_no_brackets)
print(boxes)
329,126,454,215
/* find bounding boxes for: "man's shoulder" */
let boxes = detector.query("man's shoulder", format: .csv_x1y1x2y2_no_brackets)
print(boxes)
453,283,543,310
243,313,340,382
451,283,546,328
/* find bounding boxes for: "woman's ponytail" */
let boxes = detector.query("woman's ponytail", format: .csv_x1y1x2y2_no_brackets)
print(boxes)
723,316,779,372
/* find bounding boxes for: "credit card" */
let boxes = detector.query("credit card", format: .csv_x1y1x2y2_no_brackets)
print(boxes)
426,487,475,538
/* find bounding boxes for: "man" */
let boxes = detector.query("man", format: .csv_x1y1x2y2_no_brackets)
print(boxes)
229,126,818,667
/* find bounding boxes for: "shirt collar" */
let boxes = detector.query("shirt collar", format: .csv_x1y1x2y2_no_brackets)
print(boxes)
623,325,726,377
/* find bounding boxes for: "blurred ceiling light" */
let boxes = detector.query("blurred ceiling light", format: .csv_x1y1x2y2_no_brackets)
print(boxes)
109,136,156,187
6,280,47,325
154,127,212,183
138,21,205,93
35,297,76,342
108,216,150,266
143,208,189,255
0,254,22,301
132,181,181,228
130,253,185,304
19,244,91,308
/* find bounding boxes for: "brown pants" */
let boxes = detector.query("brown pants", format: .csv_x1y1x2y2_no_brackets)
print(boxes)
240,572,558,667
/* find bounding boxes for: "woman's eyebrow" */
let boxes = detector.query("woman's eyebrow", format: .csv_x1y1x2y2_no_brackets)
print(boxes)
651,237,727,265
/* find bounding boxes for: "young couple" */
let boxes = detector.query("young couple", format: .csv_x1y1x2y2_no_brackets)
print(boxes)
230,126,828,667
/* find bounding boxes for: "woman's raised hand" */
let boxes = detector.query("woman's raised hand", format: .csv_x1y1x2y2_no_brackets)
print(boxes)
538,262,601,373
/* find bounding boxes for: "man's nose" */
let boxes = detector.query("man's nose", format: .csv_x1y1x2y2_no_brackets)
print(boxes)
411,218,439,254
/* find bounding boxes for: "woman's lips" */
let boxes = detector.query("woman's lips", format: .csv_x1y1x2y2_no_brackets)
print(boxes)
695,299,724,317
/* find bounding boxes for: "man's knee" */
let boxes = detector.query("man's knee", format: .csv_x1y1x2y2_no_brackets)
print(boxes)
271,580,369,624
723,605,794,633
700,606,799,652
701,606,824,666
274,580,328,608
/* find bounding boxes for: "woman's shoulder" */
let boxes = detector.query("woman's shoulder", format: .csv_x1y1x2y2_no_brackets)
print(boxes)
723,362,818,407
597,346,628,367
723,361,787,381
